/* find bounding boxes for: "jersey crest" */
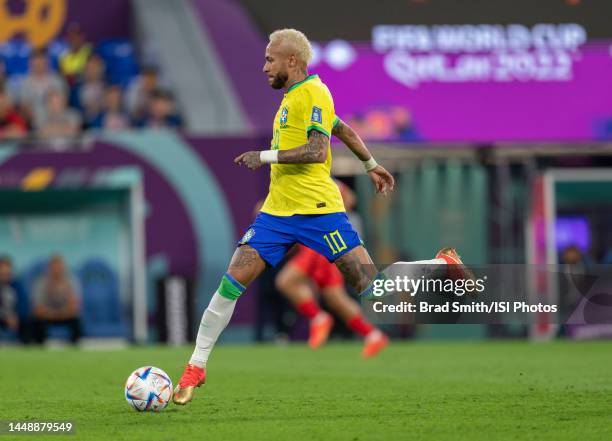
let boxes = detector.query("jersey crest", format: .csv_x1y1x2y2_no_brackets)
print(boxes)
239,228,255,244
311,106,322,124
279,106,289,127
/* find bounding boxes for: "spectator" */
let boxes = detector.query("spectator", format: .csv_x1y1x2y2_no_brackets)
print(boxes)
125,66,160,119
59,23,93,85
31,255,81,344
0,85,28,140
76,54,106,126
35,90,82,139
0,59,23,104
390,106,420,141
19,48,66,124
138,88,182,128
0,256,19,337
88,85,130,130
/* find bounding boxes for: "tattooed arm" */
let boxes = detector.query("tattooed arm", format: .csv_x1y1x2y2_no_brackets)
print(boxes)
331,118,370,161
332,118,395,194
277,130,328,164
234,130,328,170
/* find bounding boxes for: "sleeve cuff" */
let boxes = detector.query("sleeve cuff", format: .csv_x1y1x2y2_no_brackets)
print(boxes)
306,125,330,138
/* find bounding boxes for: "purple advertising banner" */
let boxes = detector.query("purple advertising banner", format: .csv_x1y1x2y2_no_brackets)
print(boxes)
4,0,131,44
64,0,131,42
311,24,612,143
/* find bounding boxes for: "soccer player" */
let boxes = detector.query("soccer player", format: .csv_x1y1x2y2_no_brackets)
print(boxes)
173,29,468,405
275,181,388,357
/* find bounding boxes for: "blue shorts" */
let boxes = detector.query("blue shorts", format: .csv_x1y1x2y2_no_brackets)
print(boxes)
238,212,362,267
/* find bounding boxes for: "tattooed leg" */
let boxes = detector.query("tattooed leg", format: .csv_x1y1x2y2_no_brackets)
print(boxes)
228,245,267,286
334,246,379,293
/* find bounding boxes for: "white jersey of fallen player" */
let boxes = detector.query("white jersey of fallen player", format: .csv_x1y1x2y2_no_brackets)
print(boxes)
125,366,173,412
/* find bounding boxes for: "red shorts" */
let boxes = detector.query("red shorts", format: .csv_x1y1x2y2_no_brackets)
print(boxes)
288,245,344,288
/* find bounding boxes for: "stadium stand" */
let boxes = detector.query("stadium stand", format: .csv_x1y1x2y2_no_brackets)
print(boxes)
0,26,181,141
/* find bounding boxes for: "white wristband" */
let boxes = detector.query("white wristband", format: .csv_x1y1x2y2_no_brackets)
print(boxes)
363,157,378,172
260,150,279,164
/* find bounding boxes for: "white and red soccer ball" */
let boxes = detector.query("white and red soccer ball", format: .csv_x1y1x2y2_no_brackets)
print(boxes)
125,366,173,412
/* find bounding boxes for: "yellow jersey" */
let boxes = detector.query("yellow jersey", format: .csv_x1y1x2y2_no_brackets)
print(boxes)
260,74,344,216
59,44,93,76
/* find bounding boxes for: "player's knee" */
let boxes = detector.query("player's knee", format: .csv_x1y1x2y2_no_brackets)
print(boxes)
320,287,343,304
227,245,265,286
275,269,290,292
275,267,300,292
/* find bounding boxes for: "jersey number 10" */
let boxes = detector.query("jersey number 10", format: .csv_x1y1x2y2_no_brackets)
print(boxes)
324,230,347,255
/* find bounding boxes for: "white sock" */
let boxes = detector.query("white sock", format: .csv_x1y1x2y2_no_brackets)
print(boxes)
189,292,236,368
360,257,451,298
396,258,446,265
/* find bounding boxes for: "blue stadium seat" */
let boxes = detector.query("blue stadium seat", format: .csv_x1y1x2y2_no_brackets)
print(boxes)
77,258,127,338
1,38,138,85
96,39,139,86
0,38,68,76
47,39,68,71
0,39,31,76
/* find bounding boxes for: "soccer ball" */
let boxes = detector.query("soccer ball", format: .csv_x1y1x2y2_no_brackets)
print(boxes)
124,366,173,412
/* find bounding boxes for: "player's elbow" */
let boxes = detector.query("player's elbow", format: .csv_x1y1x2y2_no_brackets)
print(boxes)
315,146,328,163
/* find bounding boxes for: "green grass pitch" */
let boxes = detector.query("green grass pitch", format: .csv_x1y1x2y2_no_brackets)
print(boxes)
2,340,611,440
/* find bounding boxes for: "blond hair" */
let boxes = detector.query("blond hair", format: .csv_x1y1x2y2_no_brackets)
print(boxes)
269,28,313,66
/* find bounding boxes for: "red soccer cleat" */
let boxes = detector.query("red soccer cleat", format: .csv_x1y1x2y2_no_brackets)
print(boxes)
308,312,334,349
435,247,476,282
362,330,389,359
173,364,206,405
